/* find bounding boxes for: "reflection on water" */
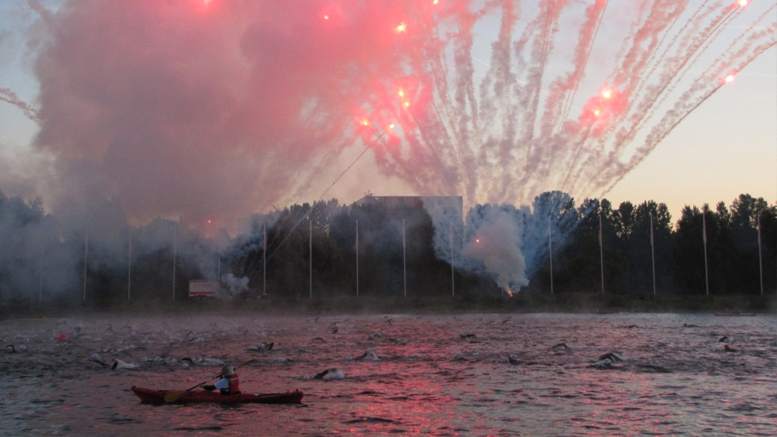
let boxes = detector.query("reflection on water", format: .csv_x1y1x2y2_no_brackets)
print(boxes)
2,313,776,435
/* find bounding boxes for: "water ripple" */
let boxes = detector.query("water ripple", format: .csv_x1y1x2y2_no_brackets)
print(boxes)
1,313,776,435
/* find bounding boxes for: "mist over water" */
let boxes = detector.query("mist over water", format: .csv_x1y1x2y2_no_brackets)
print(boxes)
3,313,776,435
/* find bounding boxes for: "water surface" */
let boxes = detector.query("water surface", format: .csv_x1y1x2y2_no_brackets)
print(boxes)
3,313,776,435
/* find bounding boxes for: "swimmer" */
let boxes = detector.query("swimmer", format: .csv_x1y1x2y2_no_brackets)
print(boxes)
368,332,385,340
111,359,137,370
597,352,622,362
91,353,108,367
313,368,345,381
354,348,379,361
591,358,614,369
254,342,274,351
590,352,622,369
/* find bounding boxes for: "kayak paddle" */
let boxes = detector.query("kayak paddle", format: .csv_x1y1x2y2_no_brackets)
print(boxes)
164,358,256,403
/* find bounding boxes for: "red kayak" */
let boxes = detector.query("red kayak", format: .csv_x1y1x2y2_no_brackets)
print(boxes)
131,386,303,404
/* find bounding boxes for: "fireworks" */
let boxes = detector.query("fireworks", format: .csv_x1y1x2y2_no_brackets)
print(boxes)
8,0,775,225
350,0,776,207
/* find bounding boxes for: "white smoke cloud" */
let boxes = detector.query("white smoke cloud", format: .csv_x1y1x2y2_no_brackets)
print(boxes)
462,209,528,293
222,273,250,298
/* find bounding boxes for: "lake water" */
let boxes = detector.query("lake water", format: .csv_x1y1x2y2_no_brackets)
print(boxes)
2,312,776,436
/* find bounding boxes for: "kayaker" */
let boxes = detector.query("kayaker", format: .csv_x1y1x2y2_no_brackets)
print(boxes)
203,365,240,395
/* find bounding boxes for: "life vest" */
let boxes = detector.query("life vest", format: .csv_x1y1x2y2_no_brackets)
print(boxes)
227,374,240,393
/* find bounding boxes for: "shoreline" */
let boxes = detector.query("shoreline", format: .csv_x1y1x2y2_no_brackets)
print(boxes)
2,292,775,318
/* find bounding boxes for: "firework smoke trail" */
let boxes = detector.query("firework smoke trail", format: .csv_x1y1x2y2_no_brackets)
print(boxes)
558,0,610,125
716,4,777,59
579,5,776,196
513,0,565,191
670,1,776,94
613,0,688,91
601,37,777,196
626,0,696,103
568,0,689,169
351,0,775,213
568,0,731,193
0,88,41,124
478,1,521,201
633,0,748,125
634,1,775,139
534,0,610,197
442,2,490,201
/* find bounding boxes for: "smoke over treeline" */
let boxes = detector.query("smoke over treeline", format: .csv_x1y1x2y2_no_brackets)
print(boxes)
1,190,774,305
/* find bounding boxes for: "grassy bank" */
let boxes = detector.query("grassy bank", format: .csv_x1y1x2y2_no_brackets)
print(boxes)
2,291,776,318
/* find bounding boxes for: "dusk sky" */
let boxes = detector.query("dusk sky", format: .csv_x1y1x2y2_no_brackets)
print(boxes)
1,0,775,228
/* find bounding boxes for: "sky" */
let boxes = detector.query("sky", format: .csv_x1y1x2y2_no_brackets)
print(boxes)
0,0,775,228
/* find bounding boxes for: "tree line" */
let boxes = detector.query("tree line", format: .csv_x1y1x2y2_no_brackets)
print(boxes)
0,189,774,305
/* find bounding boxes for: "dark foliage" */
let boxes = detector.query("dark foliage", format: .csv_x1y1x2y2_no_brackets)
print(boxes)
0,188,775,308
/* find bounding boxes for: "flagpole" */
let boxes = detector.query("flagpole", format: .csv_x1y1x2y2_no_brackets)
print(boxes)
599,209,604,294
38,235,44,302
549,216,554,295
309,220,313,299
263,221,267,297
450,221,455,297
356,219,359,297
127,226,132,301
757,212,763,296
651,213,656,296
703,207,709,296
172,222,177,300
83,228,89,303
403,218,407,298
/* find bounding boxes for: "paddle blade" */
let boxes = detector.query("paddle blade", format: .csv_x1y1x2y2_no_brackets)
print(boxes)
164,390,187,403
235,358,256,369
